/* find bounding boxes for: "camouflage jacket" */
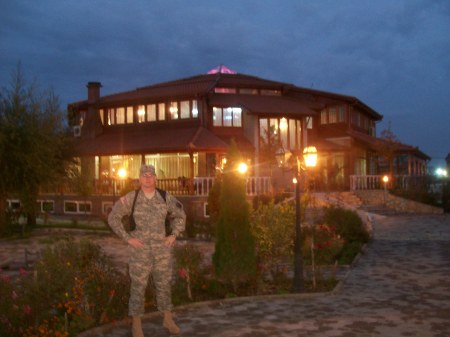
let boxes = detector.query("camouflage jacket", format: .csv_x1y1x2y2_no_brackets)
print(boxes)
108,189,186,242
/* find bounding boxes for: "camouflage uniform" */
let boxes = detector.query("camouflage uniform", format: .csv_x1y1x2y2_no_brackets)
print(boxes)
108,189,186,316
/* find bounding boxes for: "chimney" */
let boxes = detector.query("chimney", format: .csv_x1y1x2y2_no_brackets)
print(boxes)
87,81,102,102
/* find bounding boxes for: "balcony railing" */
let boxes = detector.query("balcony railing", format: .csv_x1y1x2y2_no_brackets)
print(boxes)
43,176,273,197
349,175,428,191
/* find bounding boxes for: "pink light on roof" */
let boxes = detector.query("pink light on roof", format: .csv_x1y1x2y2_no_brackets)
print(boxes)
207,64,237,74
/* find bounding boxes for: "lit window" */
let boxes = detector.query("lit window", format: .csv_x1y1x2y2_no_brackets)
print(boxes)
158,103,165,120
137,105,146,123
213,107,222,126
180,101,190,119
232,107,242,127
169,102,178,119
116,108,125,124
126,107,133,124
192,100,198,118
147,104,156,121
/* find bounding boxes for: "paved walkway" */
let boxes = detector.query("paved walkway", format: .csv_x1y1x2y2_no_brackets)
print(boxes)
2,214,450,336
78,214,450,337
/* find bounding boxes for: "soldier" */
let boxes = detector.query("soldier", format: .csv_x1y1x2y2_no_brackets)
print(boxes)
108,164,186,336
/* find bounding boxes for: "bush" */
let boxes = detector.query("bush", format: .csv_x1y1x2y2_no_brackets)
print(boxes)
0,238,130,337
323,206,370,244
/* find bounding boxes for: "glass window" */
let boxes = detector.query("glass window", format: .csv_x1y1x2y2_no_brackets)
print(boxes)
169,102,178,120
259,119,269,142
180,101,190,119
107,108,114,125
147,104,156,121
126,106,133,124
99,109,104,125
338,106,346,122
214,87,237,94
213,107,222,126
321,110,327,124
192,100,198,118
261,89,281,96
329,108,337,123
116,108,125,124
239,88,258,95
158,103,166,120
137,105,146,123
289,119,297,149
232,107,242,127
223,108,233,127
269,118,278,136
64,201,77,213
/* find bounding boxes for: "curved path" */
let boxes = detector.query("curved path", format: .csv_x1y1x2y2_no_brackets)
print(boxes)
77,214,450,337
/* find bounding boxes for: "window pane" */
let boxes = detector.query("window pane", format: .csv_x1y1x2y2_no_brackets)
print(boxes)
116,107,125,124
169,102,178,120
192,100,198,118
289,119,296,149
99,109,104,125
180,101,190,119
223,107,232,127
259,118,268,143
158,103,166,120
321,110,327,124
232,107,242,127
64,202,77,213
280,117,288,148
147,104,156,121
126,106,134,124
137,105,145,123
213,107,222,126
329,108,337,123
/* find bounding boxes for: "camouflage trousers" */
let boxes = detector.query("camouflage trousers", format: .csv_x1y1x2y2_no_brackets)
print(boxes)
128,241,174,316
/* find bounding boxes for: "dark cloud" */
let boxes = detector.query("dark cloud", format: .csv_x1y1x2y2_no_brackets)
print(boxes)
1,0,449,166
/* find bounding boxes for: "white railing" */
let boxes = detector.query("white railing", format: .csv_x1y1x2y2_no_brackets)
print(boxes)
349,175,425,191
192,176,272,196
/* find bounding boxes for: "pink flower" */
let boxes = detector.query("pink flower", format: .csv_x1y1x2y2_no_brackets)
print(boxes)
19,268,28,277
178,268,187,279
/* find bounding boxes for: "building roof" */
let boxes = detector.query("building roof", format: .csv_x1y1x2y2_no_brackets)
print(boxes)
73,126,232,156
68,72,382,120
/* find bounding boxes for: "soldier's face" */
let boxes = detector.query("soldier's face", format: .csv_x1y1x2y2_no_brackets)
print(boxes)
140,173,156,189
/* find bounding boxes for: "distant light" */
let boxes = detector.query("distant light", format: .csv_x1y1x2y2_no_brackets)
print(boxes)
435,168,448,177
303,146,318,167
237,162,248,174
382,175,389,183
117,168,127,179
293,177,298,184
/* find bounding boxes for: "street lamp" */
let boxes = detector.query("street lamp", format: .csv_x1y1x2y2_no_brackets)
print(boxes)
275,146,318,292
292,146,318,292
382,175,389,205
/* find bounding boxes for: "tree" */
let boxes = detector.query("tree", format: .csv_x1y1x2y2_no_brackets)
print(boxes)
212,140,257,292
376,124,402,177
0,65,73,233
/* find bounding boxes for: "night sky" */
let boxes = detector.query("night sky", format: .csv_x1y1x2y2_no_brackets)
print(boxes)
1,0,449,168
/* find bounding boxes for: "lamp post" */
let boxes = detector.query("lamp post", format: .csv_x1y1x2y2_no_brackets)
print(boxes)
277,146,318,292
382,175,389,205
292,146,318,293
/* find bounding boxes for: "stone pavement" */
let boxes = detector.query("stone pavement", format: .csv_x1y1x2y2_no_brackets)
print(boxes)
2,214,450,336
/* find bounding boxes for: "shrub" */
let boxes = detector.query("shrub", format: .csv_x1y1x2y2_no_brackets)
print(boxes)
0,238,129,337
323,206,370,244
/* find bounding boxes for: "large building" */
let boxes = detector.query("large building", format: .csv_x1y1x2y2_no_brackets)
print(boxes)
61,66,429,219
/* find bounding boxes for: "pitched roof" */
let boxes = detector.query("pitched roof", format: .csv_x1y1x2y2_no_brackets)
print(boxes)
73,125,230,156
68,72,382,120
